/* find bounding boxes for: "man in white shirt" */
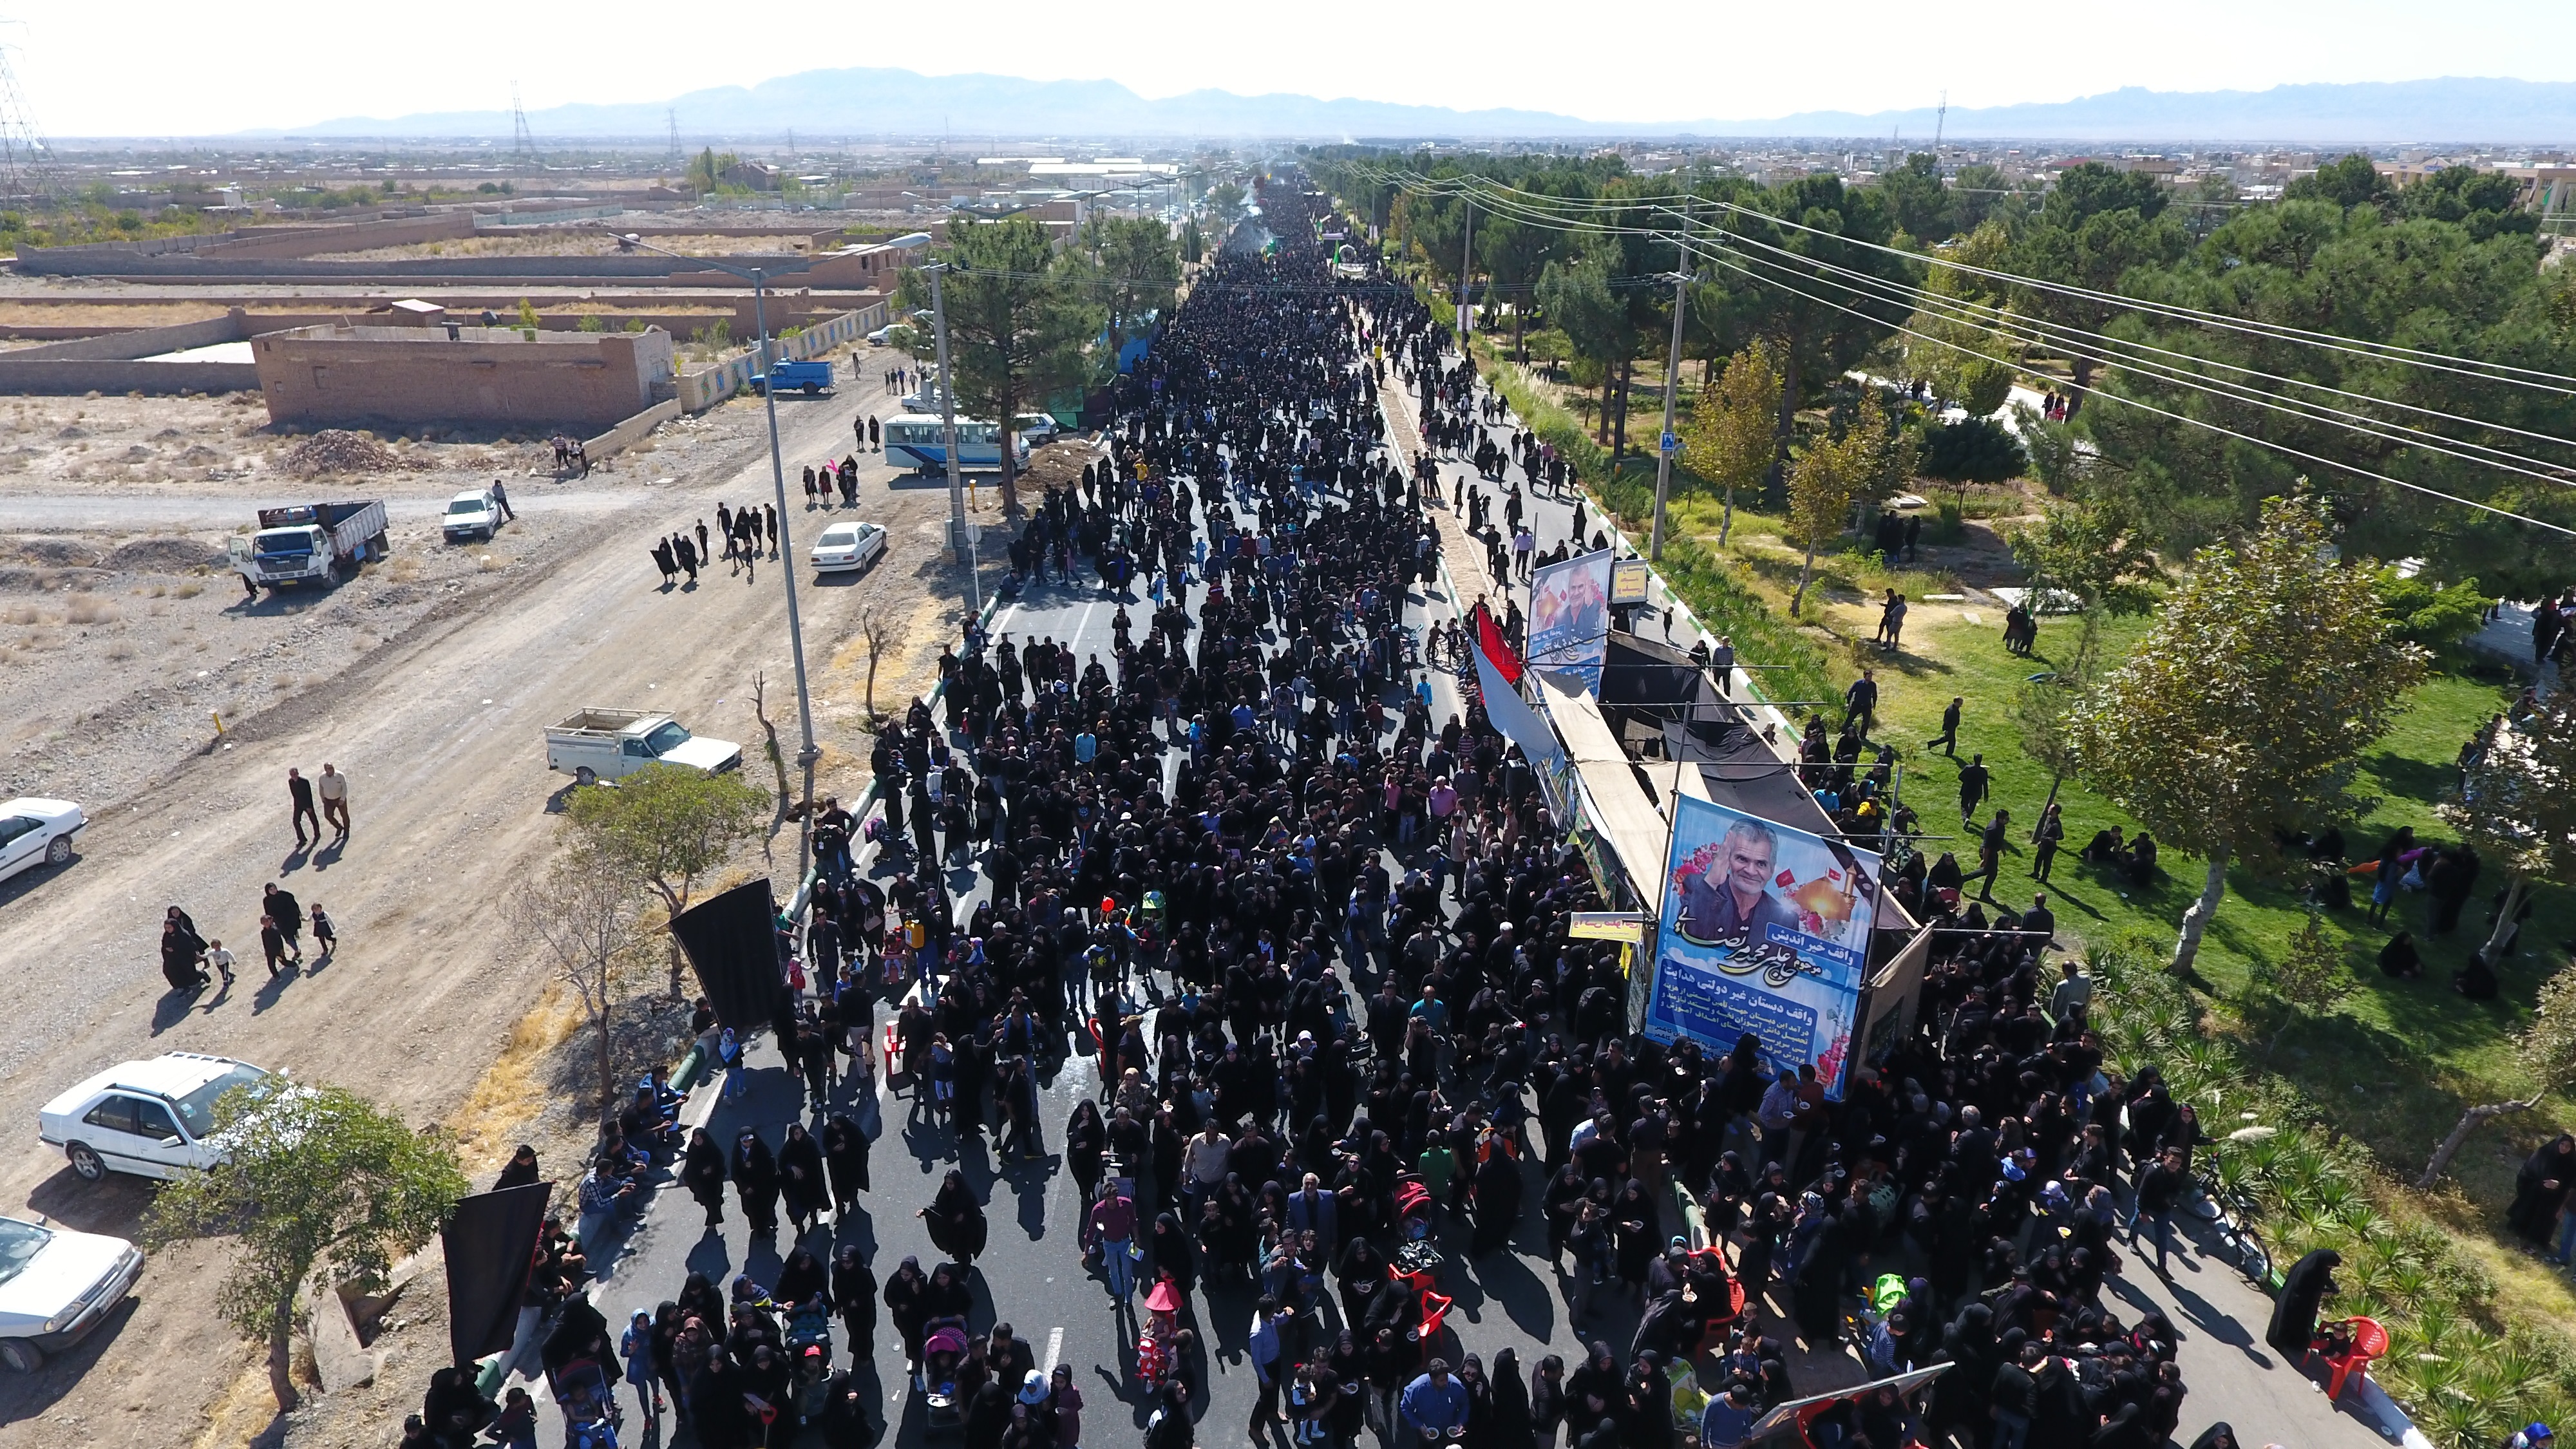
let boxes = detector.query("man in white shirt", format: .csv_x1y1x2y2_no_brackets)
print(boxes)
316,762,351,838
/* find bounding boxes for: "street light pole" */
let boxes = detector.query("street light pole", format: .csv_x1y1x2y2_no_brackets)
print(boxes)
927,262,983,619
1650,270,1689,562
618,234,822,871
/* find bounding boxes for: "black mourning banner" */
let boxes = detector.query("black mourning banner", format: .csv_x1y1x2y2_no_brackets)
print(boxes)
670,878,786,1031
442,1180,552,1367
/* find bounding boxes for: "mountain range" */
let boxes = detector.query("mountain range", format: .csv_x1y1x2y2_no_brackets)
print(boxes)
280,71,2576,146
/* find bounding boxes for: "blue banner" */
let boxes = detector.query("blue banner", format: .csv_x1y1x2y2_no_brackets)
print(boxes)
1644,794,1882,1099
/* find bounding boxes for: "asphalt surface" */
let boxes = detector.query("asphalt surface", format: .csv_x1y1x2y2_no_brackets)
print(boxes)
509,346,2391,1449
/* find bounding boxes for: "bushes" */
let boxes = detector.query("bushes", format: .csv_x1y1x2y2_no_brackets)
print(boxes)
2086,939,2576,1447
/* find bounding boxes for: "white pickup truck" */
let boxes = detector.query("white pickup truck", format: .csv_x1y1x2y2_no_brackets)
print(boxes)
544,708,742,786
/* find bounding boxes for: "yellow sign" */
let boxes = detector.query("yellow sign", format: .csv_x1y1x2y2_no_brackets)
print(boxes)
1570,911,1649,943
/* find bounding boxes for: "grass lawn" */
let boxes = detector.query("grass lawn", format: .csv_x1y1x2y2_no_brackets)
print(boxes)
1855,607,2576,1304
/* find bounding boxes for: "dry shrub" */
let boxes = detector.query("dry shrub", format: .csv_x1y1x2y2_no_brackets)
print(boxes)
65,596,116,625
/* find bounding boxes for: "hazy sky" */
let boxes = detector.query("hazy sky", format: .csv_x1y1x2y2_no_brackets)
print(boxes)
18,0,2576,137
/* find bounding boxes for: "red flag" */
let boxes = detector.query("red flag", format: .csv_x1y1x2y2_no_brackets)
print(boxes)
1471,603,1524,687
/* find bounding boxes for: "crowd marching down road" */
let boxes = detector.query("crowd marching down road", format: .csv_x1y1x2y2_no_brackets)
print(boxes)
410,174,2390,1449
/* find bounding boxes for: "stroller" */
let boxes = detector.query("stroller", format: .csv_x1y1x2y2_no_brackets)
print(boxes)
1391,1240,1452,1348
1394,1175,1437,1242
785,1295,835,1424
1137,1279,1183,1390
547,1355,623,1449
920,1316,973,1435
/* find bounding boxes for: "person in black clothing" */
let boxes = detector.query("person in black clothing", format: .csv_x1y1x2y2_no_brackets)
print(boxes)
1956,754,1991,820
287,767,320,847
1926,696,1962,756
1842,670,1879,737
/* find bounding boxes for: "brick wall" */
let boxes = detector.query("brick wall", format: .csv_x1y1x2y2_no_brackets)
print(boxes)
252,325,677,432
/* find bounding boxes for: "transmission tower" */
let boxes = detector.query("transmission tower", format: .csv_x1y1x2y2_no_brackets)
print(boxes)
665,109,681,169
1933,90,1948,153
0,35,53,204
510,82,536,164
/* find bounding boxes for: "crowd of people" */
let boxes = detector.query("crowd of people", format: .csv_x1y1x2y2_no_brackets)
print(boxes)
411,175,2283,1449
649,504,781,589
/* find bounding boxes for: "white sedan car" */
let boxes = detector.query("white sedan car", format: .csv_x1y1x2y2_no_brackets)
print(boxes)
0,1216,144,1372
809,520,887,574
442,488,503,543
0,799,82,884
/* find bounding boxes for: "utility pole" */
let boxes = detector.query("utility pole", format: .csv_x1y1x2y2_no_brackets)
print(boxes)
1457,199,1473,343
927,263,983,618
614,234,820,871
1650,270,1689,561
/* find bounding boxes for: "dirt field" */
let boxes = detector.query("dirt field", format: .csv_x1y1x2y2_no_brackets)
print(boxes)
311,232,828,263
0,377,1012,1446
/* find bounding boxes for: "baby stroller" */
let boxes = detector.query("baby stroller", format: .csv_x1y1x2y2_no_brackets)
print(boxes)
547,1355,623,1449
1394,1175,1436,1242
1137,1279,1184,1390
1391,1241,1452,1348
785,1295,835,1423
920,1316,973,1435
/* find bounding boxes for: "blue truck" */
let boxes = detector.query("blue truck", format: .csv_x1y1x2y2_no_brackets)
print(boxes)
751,359,835,397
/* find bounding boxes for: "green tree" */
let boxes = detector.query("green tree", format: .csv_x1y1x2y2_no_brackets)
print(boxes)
2419,956,2576,1188
1876,152,1954,243
1717,175,1913,494
1206,180,1248,227
1902,220,2018,415
2445,688,2576,965
1681,339,1783,547
515,297,542,337
1536,249,1635,445
1091,216,1180,353
144,1083,466,1410
2248,907,2354,1055
1785,393,1897,616
1917,415,2024,489
2007,491,2162,661
2089,191,2576,594
565,761,769,992
2066,497,2426,974
2375,569,2491,650
1180,217,1204,265
896,215,1103,513
2005,162,2186,411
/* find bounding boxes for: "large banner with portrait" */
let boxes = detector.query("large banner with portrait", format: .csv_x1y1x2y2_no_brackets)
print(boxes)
1526,547,1614,694
1645,795,1882,1099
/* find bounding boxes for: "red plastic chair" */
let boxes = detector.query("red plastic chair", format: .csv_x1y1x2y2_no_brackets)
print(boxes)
2323,1316,2387,1401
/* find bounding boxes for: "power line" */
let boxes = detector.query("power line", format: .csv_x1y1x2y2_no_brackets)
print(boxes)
1333,164,2576,537
1370,166,2576,395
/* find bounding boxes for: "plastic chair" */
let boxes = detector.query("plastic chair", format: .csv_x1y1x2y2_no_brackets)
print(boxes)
2324,1316,2387,1401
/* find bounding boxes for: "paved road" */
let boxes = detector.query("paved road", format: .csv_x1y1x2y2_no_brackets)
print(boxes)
0,488,647,531
0,368,1003,1441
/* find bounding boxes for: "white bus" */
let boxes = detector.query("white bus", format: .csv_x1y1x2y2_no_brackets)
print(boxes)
883,415,1033,473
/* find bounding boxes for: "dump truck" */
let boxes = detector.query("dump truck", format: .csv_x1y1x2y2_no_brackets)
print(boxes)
227,500,388,593
544,708,742,787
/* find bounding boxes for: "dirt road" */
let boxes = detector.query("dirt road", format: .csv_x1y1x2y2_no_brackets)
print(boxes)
0,388,1007,1444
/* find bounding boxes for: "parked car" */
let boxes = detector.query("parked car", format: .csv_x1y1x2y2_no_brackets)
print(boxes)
0,1215,144,1372
442,488,503,543
0,799,83,884
544,709,742,787
38,1053,276,1183
809,521,887,574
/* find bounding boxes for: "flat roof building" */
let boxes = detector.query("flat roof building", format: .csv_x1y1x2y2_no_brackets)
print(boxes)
251,324,675,432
